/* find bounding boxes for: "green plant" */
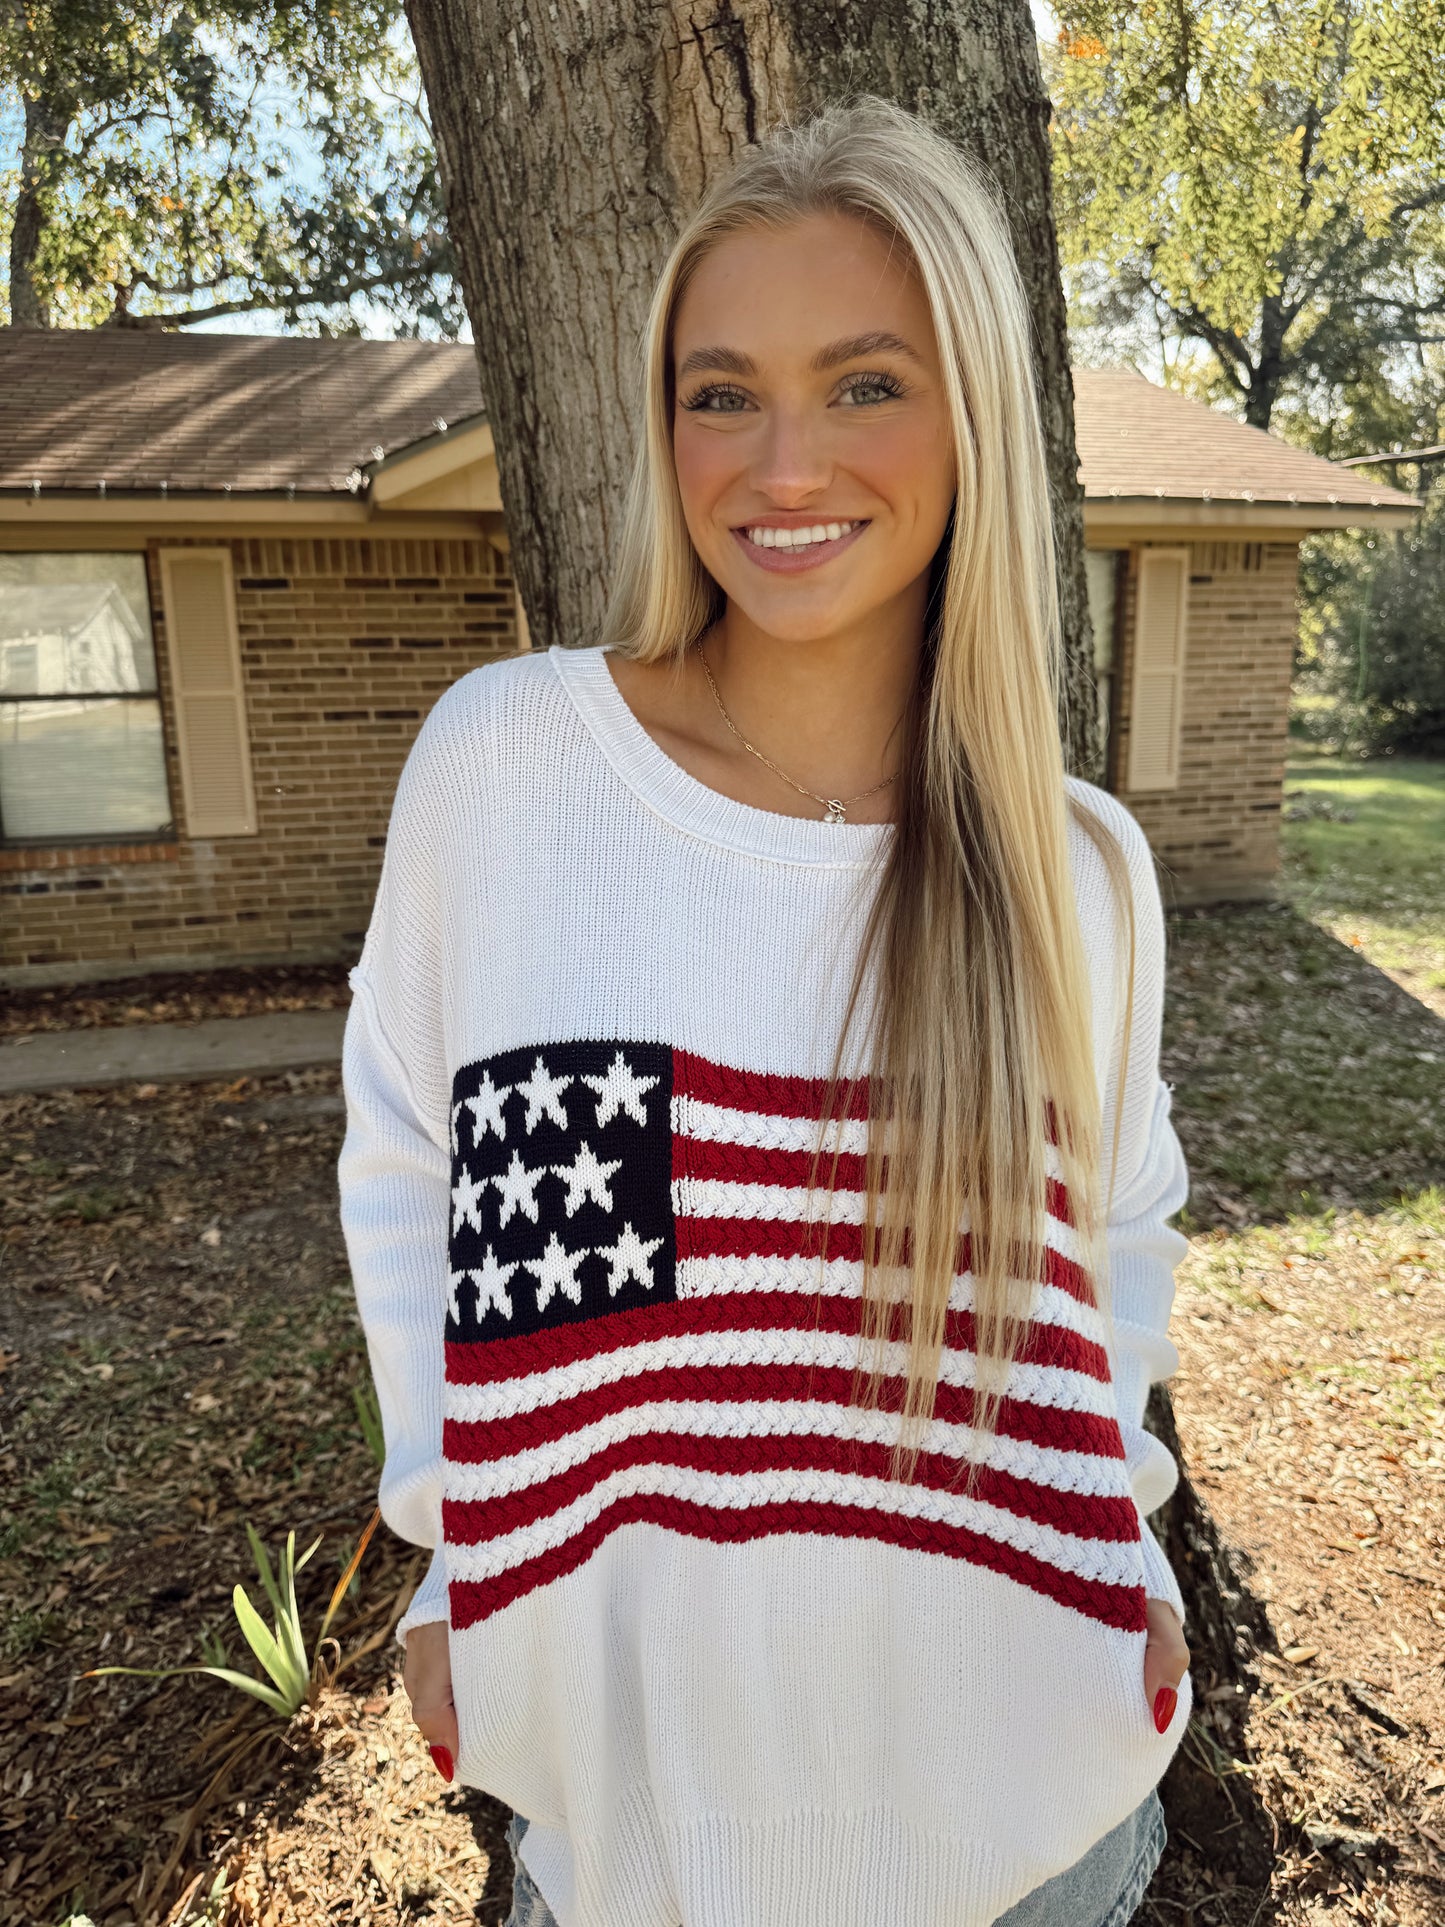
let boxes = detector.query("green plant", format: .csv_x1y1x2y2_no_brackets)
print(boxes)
83,1510,380,1719
353,1374,386,1467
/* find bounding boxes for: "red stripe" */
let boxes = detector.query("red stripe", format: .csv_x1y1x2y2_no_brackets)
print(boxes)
678,1138,1075,1235
679,1132,873,1193
447,1490,1145,1634
673,1216,1091,1301
446,1286,1109,1389
443,1425,1139,1548
672,1048,1064,1148
445,1355,1125,1468
673,1047,875,1121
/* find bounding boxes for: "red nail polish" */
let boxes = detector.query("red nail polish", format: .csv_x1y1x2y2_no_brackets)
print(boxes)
429,1743,454,1782
1153,1686,1177,1733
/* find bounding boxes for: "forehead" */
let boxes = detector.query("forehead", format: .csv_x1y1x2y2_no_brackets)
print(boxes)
671,210,935,363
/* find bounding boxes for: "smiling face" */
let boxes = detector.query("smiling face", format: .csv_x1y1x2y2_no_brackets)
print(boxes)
669,208,957,651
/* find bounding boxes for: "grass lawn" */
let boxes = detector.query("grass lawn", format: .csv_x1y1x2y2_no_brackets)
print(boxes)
1279,750,1445,1018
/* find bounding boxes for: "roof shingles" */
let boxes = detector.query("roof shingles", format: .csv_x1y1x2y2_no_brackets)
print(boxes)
0,330,486,495
1072,366,1409,510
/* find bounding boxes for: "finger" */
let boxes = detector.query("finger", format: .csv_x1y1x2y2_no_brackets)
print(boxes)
1143,1605,1190,1728
403,1629,461,1780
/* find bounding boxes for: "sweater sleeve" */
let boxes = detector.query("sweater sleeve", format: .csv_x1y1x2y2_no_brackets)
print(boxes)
337,694,464,1645
1081,788,1192,1635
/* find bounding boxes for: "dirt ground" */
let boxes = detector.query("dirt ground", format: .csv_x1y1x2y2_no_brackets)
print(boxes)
1,914,1442,1926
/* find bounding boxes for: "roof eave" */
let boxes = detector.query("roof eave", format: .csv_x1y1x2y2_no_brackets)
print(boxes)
1084,494,1422,533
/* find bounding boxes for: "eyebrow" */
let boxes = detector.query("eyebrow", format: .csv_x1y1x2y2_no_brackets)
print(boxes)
675,331,926,383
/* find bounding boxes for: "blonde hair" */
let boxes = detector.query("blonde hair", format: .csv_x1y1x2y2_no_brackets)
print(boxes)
599,93,1136,1491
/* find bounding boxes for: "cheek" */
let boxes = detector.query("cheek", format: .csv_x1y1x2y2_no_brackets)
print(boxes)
672,422,739,527
850,417,954,531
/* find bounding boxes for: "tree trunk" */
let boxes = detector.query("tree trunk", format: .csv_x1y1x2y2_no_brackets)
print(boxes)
1145,1381,1280,1880
9,87,70,330
405,0,1103,778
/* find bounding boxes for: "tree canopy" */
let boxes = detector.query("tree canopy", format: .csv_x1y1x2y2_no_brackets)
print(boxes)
1045,0,1445,432
1,0,458,332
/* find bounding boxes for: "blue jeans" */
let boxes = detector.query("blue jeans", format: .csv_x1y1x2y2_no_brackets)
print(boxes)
503,1787,1167,1926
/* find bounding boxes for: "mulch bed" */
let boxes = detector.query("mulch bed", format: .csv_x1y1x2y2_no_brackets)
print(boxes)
0,964,353,1041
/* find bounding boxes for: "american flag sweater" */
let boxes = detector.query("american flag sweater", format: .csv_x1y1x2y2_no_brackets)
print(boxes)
338,642,1193,1927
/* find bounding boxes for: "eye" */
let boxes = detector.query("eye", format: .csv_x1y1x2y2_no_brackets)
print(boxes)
836,370,907,407
680,383,752,414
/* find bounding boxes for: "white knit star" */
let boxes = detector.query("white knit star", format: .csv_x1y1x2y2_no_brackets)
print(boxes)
597,1220,664,1295
516,1055,573,1132
464,1072,512,1144
491,1148,545,1226
551,1139,622,1216
582,1051,658,1128
469,1247,520,1320
525,1232,588,1313
449,1099,463,1159
451,1162,488,1236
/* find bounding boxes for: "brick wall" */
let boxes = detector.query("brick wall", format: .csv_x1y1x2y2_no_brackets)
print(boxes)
1,532,521,984
1110,537,1298,906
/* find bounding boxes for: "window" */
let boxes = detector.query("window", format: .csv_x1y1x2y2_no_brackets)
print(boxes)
0,553,173,845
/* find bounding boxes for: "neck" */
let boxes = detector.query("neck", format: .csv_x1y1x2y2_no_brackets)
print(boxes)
700,588,926,809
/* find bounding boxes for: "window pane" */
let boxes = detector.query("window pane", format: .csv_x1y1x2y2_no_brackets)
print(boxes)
0,552,158,696
0,697,173,839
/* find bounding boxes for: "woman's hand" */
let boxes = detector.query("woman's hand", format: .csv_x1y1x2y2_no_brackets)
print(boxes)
404,1620,459,1782
1144,1597,1190,1733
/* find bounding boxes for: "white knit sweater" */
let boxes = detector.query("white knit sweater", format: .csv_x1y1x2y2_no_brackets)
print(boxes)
337,641,1193,1927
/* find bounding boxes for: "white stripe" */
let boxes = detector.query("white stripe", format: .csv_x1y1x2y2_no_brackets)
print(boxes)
673,1176,870,1225
670,1093,1069,1187
444,1326,1117,1425
674,1257,1106,1346
671,1177,1087,1269
443,1395,1134,1507
444,1459,1143,1591
672,1093,871,1157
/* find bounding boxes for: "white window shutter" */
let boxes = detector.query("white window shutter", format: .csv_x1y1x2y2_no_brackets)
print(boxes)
158,547,257,837
1125,548,1189,792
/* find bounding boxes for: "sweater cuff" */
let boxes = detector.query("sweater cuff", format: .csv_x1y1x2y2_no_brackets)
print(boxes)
395,1541,450,1648
1137,1502,1187,1632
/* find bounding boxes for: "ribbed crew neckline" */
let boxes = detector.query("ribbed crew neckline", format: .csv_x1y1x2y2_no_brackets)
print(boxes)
548,642,895,867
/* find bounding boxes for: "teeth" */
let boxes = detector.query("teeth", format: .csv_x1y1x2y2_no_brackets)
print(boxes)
746,520,859,549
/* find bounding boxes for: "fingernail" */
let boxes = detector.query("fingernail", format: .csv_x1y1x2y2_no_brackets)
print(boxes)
1153,1686,1177,1733
429,1744,454,1783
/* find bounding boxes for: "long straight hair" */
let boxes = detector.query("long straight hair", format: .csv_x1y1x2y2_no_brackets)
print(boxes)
599,94,1137,1491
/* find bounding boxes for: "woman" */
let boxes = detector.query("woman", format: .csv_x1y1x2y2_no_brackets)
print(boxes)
338,94,1193,1927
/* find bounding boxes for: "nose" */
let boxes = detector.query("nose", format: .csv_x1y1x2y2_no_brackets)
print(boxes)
748,401,833,505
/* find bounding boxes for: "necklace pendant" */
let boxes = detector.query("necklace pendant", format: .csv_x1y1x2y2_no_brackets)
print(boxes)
823,799,847,825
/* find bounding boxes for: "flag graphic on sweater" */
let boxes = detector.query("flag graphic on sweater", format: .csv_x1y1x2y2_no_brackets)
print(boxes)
442,1038,1147,1635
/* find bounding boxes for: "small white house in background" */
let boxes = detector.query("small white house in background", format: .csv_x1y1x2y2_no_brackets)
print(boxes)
0,332,1422,987
1072,365,1418,902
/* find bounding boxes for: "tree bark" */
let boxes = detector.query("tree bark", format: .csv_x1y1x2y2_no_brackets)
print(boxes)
405,0,1103,778
9,86,71,330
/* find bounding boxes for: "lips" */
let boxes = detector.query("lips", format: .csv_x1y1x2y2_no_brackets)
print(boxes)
729,520,870,575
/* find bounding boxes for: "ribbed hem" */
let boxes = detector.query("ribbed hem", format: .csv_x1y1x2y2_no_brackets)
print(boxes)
548,643,894,869
664,1806,1016,1927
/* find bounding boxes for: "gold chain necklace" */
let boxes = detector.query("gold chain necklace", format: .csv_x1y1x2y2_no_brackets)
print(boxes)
694,637,897,825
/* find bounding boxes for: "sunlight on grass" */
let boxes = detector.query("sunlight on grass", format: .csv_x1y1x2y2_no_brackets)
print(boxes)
1281,755,1445,1001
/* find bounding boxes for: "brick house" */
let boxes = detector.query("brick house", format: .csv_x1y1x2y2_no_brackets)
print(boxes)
0,333,1420,985
1073,367,1418,905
